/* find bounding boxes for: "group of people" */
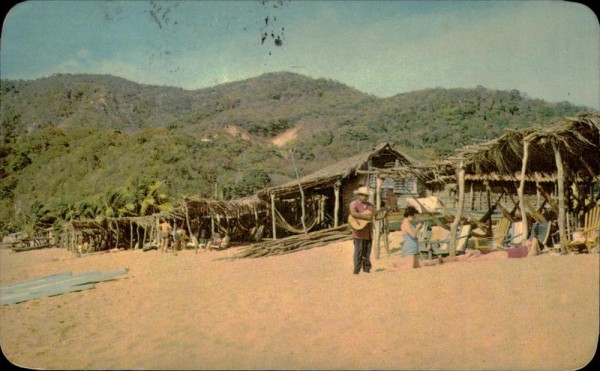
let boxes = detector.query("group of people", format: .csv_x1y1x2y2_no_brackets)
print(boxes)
157,220,230,252
158,220,189,252
349,186,541,275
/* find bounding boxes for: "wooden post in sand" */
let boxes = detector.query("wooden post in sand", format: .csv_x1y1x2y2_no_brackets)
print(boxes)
142,226,147,249
374,176,382,259
469,182,474,211
129,220,134,250
449,160,465,257
183,201,199,253
115,221,120,249
485,181,492,234
333,182,340,228
552,142,568,253
517,141,530,241
270,192,277,240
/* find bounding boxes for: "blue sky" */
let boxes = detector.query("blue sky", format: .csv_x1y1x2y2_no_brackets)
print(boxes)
2,0,599,109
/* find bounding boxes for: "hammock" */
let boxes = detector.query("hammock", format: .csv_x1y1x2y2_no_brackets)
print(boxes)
274,208,319,234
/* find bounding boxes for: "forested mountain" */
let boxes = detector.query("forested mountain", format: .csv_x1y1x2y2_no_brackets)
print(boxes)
0,72,591,234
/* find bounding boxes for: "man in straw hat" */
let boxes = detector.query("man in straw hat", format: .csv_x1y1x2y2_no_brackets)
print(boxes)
349,186,376,274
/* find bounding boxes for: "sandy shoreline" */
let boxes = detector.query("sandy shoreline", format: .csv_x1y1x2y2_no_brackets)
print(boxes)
0,233,598,370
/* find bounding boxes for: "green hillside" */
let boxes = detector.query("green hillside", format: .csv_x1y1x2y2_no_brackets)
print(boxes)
0,72,590,235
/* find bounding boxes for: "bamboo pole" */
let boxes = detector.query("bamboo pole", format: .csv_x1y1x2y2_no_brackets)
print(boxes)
211,214,215,238
334,182,340,228
290,149,307,234
183,201,199,253
271,192,277,240
129,220,133,250
135,223,140,249
536,180,541,208
115,221,120,249
486,182,492,233
449,160,465,257
552,142,568,253
469,182,474,211
142,227,147,249
374,176,382,259
518,141,530,241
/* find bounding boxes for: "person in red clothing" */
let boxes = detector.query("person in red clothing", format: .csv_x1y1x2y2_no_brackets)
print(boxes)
349,186,376,274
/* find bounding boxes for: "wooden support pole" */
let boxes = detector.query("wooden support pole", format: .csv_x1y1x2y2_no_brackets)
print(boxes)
450,161,465,257
290,149,307,234
374,176,382,259
129,220,133,250
136,223,140,249
518,141,530,239
211,214,215,238
142,227,147,249
115,221,120,249
469,182,474,211
485,181,492,233
183,201,199,253
553,142,568,253
536,180,541,208
334,182,341,228
271,192,277,240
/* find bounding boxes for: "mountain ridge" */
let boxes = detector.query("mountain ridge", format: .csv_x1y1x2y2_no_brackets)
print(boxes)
0,72,592,234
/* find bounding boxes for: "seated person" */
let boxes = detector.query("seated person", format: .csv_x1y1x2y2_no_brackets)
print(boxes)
220,234,231,249
207,233,222,251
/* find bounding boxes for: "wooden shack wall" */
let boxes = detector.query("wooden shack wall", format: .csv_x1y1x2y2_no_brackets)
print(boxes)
341,174,369,220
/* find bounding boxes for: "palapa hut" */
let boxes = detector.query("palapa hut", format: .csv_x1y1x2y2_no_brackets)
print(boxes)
443,113,599,255
171,196,269,244
61,214,170,253
256,142,422,241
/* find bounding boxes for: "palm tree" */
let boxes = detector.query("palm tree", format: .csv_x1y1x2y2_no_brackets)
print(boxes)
100,188,134,218
126,178,172,216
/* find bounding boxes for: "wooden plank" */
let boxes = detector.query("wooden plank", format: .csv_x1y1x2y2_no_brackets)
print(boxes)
1,283,95,306
1,272,101,296
0,272,73,294
0,269,128,297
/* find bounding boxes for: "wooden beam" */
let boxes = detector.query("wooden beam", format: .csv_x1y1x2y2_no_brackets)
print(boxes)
374,177,382,259
449,160,465,257
553,142,568,253
518,141,530,240
290,149,307,234
129,220,133,250
537,183,558,214
271,192,277,240
485,181,492,233
333,182,340,228
183,201,199,254
469,182,474,211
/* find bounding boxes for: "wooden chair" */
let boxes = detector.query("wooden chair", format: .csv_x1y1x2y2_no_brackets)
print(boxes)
565,206,600,253
529,221,552,248
471,217,511,251
421,224,471,259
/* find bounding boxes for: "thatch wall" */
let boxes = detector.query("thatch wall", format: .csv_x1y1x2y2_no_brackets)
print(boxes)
170,196,270,242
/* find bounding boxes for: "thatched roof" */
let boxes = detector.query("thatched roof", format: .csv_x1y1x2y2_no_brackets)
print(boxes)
64,212,174,232
446,113,599,182
257,142,418,199
176,196,268,219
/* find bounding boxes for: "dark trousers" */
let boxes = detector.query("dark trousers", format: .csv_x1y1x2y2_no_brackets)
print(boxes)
353,239,372,272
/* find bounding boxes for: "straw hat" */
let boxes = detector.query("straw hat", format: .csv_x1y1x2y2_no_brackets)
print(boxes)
353,186,371,196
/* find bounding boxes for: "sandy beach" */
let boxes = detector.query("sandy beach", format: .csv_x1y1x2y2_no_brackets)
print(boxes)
0,232,598,370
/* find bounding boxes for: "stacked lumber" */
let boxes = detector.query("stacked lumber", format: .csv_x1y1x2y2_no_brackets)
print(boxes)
227,224,352,259
0,269,128,306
